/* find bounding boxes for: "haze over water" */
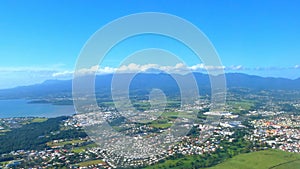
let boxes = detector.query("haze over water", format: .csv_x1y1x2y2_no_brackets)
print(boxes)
0,99,75,118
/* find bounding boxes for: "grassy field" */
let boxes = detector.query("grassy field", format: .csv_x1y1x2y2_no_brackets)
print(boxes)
161,111,196,119
21,117,48,125
272,160,300,169
228,100,255,114
149,122,173,129
46,139,85,147
145,150,300,169
72,143,98,153
147,111,196,129
31,117,48,123
208,150,300,169
144,155,200,169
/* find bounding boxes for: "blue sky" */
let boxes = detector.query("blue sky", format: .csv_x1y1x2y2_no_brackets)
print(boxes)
0,0,300,89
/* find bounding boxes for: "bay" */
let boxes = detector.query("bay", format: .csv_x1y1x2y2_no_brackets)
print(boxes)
0,99,75,118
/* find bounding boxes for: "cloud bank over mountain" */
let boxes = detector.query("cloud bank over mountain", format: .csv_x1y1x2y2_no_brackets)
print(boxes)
0,63,300,89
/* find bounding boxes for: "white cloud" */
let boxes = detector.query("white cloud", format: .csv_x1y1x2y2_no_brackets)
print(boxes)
252,65,300,71
116,63,191,74
52,70,74,78
74,65,100,76
98,66,116,74
52,63,228,78
226,65,244,70
52,65,116,78
188,64,226,71
49,63,300,79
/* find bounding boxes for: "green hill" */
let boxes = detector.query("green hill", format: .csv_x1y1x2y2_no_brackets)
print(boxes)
145,150,300,169
208,150,300,169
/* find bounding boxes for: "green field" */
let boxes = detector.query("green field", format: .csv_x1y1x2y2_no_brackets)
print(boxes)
72,143,98,153
145,150,300,169
272,160,300,169
149,122,173,129
228,100,255,114
21,117,48,125
208,150,300,169
31,117,48,123
144,155,202,169
147,111,196,129
161,111,196,119
47,139,85,147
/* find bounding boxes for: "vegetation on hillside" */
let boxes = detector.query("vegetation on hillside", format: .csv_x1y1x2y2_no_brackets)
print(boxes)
0,116,87,154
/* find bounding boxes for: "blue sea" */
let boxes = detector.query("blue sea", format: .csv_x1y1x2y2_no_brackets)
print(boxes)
0,99,75,118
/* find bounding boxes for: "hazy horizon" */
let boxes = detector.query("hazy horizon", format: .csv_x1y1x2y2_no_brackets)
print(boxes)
1,71,300,90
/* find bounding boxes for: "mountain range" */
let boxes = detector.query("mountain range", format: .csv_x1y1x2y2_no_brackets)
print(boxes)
0,73,299,100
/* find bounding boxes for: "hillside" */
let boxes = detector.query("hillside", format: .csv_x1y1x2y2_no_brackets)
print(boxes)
145,150,300,169
208,150,300,169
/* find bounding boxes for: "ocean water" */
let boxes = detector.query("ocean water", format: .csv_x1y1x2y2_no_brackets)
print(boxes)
0,99,75,118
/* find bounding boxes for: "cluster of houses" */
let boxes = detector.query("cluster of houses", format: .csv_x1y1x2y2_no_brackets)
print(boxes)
247,115,300,153
0,145,110,169
0,117,34,130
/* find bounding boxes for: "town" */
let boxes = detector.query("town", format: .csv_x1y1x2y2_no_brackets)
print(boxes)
1,89,300,169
